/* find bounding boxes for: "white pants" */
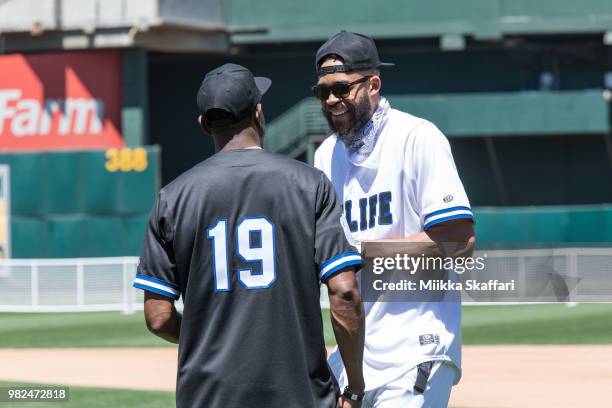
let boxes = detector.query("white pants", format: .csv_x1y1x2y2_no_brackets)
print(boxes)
361,361,456,408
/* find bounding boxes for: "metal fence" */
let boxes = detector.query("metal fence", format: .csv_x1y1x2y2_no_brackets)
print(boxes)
461,246,612,303
1,247,610,312
0,257,141,313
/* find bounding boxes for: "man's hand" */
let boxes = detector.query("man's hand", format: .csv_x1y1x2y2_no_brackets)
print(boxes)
338,395,362,408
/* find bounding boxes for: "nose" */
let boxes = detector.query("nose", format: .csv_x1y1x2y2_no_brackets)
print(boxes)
325,91,341,106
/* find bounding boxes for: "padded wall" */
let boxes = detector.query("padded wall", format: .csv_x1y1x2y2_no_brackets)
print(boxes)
0,147,160,258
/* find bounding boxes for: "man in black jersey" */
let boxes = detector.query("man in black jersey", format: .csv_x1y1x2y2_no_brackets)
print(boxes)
134,63,366,408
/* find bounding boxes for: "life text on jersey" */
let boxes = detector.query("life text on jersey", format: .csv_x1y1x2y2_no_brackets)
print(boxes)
342,191,393,232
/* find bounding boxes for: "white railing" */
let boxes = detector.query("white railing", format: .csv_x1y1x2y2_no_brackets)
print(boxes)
0,257,141,313
465,247,612,303
1,248,611,312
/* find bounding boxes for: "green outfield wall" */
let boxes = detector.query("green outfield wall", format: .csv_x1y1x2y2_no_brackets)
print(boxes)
474,205,612,243
1,147,160,258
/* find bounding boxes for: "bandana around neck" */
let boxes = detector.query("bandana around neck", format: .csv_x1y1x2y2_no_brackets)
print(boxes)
341,97,390,164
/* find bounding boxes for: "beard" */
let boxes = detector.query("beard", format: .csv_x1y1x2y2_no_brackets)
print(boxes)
322,93,372,144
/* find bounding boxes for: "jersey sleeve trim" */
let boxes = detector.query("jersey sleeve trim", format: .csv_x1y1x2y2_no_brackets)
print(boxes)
133,273,180,300
424,208,474,230
319,252,363,282
424,206,472,220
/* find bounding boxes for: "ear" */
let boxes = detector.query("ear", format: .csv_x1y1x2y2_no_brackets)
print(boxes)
254,103,263,124
368,76,381,96
198,115,212,134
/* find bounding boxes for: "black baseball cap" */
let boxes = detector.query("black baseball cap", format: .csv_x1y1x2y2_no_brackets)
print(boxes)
197,63,271,124
315,31,394,76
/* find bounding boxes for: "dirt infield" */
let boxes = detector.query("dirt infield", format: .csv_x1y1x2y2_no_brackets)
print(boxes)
0,348,178,391
0,345,610,407
451,345,612,408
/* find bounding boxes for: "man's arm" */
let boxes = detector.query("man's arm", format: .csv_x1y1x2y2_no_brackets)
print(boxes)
425,218,475,257
363,218,475,259
144,291,182,344
326,268,365,400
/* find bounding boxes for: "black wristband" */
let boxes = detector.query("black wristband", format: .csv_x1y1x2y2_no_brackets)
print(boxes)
342,386,365,401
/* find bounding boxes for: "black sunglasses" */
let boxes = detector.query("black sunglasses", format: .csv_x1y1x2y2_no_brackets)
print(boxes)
312,76,372,101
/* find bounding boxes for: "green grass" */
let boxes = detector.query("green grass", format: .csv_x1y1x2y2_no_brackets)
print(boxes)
0,382,173,408
462,303,612,344
0,312,172,348
1,304,611,349
322,309,334,346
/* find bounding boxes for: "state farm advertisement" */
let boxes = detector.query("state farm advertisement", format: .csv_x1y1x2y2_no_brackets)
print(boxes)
0,51,124,150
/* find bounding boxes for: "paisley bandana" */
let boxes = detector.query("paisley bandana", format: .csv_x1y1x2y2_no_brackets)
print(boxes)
342,97,390,164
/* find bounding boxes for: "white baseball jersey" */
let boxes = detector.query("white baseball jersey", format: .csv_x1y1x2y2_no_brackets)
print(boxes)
315,107,474,391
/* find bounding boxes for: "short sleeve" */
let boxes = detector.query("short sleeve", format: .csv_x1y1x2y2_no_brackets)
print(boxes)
410,123,474,231
133,190,180,300
314,146,323,171
314,172,363,283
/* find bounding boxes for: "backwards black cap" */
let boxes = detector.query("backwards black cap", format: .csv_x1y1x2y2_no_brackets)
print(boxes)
197,63,271,124
315,31,394,76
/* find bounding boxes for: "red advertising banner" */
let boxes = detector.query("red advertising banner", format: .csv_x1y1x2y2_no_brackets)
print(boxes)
0,51,123,151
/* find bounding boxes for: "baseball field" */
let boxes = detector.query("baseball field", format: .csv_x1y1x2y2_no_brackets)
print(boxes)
1,303,611,407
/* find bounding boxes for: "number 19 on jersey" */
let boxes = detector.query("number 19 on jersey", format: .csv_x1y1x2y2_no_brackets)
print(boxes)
206,217,276,291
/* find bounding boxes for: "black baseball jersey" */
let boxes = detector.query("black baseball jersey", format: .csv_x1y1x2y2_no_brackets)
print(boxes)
134,148,362,408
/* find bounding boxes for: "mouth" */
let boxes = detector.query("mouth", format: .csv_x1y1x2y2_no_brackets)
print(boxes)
330,110,348,117
327,104,349,117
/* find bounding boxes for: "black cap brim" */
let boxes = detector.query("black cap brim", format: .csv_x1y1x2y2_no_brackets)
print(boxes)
254,77,272,95
379,62,395,67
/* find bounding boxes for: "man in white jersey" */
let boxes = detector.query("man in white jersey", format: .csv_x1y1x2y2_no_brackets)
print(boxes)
313,31,476,407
